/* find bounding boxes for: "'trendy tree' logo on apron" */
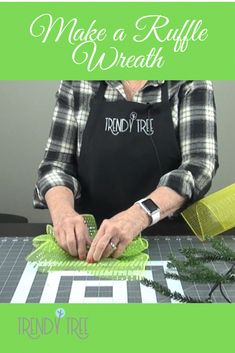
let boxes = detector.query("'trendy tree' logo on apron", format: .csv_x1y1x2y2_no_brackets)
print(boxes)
104,112,154,136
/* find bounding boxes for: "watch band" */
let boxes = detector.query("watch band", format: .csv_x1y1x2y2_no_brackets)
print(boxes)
135,198,161,226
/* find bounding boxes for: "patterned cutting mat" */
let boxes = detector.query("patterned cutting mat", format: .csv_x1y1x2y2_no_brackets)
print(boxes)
1,235,235,303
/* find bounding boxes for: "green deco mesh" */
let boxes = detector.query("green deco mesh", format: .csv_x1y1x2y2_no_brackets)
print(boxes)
181,184,235,241
26,214,149,280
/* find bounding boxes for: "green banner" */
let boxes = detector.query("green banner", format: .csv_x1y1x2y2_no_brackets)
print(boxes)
0,304,234,352
0,2,234,79
1,2,235,352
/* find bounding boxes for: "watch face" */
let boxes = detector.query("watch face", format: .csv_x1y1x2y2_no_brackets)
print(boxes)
142,199,159,213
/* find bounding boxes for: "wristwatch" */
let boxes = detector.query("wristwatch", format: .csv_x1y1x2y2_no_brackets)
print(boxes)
135,198,161,226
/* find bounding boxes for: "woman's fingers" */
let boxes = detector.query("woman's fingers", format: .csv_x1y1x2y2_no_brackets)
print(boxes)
54,213,92,260
101,235,120,259
111,240,129,258
92,234,114,262
86,224,106,262
75,223,92,260
78,222,93,246
86,212,142,263
54,228,68,253
86,237,92,246
65,225,78,257
87,220,122,262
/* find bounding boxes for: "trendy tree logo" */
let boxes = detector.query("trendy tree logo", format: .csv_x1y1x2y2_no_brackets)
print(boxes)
17,308,88,340
105,111,154,136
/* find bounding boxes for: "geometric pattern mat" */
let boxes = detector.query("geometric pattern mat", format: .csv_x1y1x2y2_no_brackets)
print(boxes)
1,235,235,303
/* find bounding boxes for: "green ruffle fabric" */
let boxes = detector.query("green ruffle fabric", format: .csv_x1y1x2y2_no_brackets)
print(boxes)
26,214,149,280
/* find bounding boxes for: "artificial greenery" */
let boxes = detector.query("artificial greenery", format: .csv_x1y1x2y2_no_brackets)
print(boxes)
141,278,206,303
141,237,235,303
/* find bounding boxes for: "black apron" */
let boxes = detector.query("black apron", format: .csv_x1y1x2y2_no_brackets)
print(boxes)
75,81,182,230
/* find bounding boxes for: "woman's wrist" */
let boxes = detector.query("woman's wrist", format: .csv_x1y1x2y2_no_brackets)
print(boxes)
128,203,151,230
50,206,77,225
45,186,77,225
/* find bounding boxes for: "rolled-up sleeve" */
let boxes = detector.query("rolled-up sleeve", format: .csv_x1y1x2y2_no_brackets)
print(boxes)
158,81,219,202
33,80,80,208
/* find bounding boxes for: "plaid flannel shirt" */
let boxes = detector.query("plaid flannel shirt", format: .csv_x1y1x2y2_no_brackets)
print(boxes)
33,80,219,209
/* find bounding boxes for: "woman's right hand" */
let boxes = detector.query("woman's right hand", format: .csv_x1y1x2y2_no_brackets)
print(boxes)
53,210,92,260
45,186,92,260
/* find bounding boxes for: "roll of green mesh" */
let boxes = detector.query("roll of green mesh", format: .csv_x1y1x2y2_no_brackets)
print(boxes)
181,184,235,241
26,214,149,280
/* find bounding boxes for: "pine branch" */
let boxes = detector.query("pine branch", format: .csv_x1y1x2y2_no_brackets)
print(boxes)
166,265,235,284
179,238,235,263
165,271,219,283
166,255,230,283
167,255,202,269
179,248,232,263
211,237,235,259
140,278,209,303
141,237,235,303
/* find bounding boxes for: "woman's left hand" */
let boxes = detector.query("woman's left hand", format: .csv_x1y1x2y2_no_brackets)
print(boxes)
86,204,150,263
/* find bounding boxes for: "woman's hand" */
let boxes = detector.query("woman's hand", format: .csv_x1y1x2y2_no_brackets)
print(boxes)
53,210,92,260
86,204,150,263
45,186,92,260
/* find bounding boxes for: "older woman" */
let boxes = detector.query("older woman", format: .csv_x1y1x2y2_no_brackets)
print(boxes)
34,80,218,263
